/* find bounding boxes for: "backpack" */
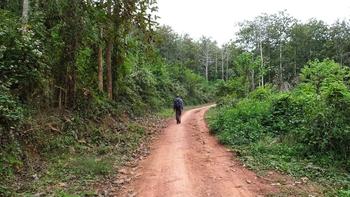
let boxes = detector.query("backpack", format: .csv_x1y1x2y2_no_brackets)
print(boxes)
174,98,183,109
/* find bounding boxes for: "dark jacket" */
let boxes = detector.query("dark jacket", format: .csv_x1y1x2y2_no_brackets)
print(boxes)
173,97,184,110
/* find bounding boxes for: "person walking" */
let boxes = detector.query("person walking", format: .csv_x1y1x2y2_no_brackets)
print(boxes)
173,96,184,124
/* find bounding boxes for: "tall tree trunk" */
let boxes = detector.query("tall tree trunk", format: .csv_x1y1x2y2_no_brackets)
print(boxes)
251,70,255,90
205,52,209,81
279,44,283,85
22,0,29,24
98,0,104,92
221,49,224,80
226,51,229,80
259,40,264,86
106,0,114,99
62,1,81,109
65,35,79,108
98,45,103,92
294,48,297,78
204,43,209,81
215,54,218,79
340,52,343,67
106,41,113,99
67,62,77,108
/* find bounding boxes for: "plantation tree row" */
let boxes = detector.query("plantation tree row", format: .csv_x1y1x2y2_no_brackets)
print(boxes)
155,26,233,81
230,11,350,91
154,12,350,93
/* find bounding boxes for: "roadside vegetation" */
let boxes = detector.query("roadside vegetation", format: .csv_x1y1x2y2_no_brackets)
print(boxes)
207,11,350,196
208,61,350,196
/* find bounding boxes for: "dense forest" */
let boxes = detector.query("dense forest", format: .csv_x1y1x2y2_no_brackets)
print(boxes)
1,0,350,195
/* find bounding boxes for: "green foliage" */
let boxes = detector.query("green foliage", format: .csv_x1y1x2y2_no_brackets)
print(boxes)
248,85,275,100
0,142,23,179
0,89,24,182
0,10,46,103
209,97,270,145
301,59,349,92
215,77,248,99
0,89,23,128
263,93,307,136
235,52,260,74
209,60,350,192
216,93,239,108
338,190,350,197
115,44,212,115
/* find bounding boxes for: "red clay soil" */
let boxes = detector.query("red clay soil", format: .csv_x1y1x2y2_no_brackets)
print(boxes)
117,105,278,197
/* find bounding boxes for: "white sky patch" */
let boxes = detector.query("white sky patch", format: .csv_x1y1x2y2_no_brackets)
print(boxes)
157,0,350,45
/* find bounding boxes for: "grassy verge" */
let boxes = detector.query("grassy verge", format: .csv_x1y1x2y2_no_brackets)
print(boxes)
157,108,174,119
0,109,161,196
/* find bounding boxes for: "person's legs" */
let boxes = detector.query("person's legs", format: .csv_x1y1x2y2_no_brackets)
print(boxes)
178,109,182,124
176,109,182,124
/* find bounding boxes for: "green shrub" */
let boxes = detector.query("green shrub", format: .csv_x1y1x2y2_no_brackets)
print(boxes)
216,93,239,107
211,98,270,145
301,59,349,94
248,85,275,101
209,60,350,191
263,93,307,136
0,10,46,104
215,77,248,98
0,90,23,128
299,62,350,157
338,190,350,197
300,61,350,157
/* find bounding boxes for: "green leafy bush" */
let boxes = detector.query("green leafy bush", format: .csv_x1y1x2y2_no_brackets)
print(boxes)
248,85,275,101
209,98,270,145
209,60,350,191
302,81,350,157
0,10,46,103
338,190,350,197
263,93,307,136
215,77,248,99
0,90,23,128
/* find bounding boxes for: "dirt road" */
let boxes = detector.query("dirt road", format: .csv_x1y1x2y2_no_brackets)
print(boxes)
121,106,275,197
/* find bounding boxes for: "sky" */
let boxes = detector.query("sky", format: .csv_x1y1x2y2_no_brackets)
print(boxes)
157,0,350,45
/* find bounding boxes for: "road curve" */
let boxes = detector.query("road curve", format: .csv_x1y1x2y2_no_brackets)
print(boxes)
121,105,275,197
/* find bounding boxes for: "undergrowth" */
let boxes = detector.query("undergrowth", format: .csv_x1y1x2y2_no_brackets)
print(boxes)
0,106,151,196
207,60,350,196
